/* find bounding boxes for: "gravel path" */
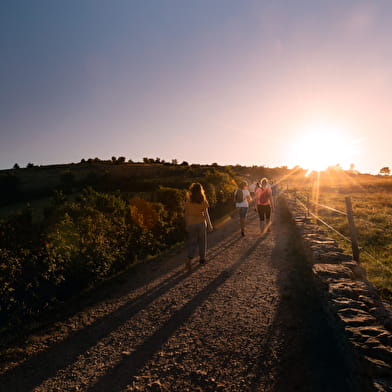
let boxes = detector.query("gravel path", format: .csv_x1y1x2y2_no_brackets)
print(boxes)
0,205,358,392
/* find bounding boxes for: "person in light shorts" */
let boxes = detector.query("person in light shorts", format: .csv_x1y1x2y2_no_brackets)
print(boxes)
234,181,252,236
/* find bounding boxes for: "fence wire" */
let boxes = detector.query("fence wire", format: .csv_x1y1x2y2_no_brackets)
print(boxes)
294,197,352,244
308,200,347,216
288,191,392,276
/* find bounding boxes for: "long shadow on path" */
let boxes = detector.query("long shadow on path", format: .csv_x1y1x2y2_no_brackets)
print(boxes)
0,268,189,392
88,236,266,392
251,200,366,392
0,223,242,392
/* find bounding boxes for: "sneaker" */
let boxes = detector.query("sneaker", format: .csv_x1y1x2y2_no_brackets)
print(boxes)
241,230,245,237
199,258,206,265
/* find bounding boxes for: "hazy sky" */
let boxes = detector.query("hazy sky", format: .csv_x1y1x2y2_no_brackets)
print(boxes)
1,0,391,173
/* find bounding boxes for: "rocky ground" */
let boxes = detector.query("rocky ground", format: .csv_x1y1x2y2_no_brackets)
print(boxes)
0,204,362,392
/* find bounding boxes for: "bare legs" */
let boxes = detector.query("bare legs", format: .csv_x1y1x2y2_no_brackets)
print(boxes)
240,217,246,236
257,205,271,234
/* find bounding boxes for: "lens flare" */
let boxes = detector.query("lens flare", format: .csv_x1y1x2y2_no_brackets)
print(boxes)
290,123,359,172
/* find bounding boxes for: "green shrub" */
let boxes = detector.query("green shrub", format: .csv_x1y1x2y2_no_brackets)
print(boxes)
154,186,186,217
0,163,241,329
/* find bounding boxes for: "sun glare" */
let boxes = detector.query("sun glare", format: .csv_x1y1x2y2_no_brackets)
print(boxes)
290,124,358,172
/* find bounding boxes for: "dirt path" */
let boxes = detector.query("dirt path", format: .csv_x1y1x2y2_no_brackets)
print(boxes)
0,204,359,392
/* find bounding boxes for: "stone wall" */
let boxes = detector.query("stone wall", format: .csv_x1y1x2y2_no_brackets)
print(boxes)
285,197,392,392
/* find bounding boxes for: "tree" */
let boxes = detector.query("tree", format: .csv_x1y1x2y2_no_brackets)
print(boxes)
117,156,126,164
13,163,20,169
379,167,390,175
26,162,34,168
111,156,117,164
171,159,178,165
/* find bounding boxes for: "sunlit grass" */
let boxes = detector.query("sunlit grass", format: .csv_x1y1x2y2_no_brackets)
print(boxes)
288,171,392,301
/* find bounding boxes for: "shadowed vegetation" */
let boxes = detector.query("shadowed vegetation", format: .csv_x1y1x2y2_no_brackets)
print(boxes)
1,161,288,331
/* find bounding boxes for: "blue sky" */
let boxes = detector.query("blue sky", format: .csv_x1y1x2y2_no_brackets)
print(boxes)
1,0,391,173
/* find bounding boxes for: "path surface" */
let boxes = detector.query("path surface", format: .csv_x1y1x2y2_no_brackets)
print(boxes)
0,205,357,392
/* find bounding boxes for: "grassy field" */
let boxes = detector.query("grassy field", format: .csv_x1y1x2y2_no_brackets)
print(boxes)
286,170,392,300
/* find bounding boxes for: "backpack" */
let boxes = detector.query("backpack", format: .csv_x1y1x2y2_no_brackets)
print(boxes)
258,187,270,204
234,189,244,203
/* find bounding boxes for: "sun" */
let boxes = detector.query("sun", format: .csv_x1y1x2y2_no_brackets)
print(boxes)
289,123,358,172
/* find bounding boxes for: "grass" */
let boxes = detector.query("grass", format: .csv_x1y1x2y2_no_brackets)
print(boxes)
287,171,392,301
0,197,51,223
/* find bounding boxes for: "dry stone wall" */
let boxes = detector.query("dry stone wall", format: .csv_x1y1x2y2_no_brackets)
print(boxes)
285,197,392,392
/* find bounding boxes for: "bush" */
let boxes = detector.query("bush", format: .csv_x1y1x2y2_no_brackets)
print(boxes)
0,186,189,328
0,163,241,329
154,186,186,217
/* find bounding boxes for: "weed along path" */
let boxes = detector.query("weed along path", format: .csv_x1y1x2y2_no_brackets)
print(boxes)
0,204,361,392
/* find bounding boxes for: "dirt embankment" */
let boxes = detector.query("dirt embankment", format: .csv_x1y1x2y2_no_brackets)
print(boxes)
0,203,363,392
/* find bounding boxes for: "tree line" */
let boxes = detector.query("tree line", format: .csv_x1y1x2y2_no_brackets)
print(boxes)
11,156,191,169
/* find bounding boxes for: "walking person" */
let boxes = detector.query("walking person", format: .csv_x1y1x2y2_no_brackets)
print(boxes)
270,179,278,210
248,180,257,209
184,183,213,271
248,180,257,198
255,178,272,234
234,181,252,237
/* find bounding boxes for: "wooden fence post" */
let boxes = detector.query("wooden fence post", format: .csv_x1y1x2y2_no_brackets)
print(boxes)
345,196,360,262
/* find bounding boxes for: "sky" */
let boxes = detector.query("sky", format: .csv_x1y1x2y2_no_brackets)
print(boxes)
1,0,391,174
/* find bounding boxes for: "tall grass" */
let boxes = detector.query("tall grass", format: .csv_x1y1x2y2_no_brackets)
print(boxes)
288,172,392,301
